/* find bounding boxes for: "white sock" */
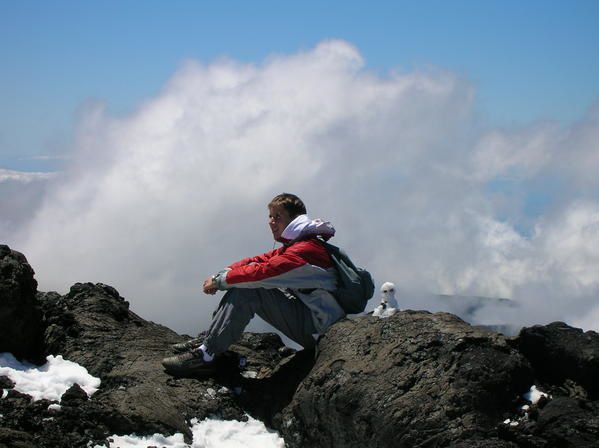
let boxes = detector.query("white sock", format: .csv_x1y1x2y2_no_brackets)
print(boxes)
198,344,214,362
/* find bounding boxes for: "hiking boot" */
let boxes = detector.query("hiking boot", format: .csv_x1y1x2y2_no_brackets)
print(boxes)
162,350,216,377
171,338,203,353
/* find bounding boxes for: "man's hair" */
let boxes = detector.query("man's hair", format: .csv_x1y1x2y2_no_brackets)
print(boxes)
268,193,307,218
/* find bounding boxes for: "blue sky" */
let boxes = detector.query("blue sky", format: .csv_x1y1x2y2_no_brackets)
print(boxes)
2,1,599,332
1,0,598,172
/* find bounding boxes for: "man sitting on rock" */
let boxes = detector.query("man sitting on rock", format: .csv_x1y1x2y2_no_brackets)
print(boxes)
162,193,346,376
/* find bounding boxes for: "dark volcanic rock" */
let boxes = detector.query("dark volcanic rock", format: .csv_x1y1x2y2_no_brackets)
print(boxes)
533,397,599,446
0,379,112,448
277,310,534,448
0,428,35,448
495,322,599,447
60,383,89,404
0,376,15,389
37,282,287,442
2,275,310,446
0,245,43,362
517,322,599,400
4,246,599,447
499,396,599,447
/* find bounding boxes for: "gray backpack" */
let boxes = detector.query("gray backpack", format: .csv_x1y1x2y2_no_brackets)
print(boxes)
322,241,375,314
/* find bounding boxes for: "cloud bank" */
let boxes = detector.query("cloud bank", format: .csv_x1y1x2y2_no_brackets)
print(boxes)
5,40,599,334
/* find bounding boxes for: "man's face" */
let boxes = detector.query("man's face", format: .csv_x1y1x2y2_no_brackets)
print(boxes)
268,205,294,241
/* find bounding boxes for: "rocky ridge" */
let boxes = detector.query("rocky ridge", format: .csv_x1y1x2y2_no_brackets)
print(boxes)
1,244,599,447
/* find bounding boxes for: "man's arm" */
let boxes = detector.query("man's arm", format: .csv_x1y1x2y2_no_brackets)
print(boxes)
227,248,280,270
202,248,282,295
213,240,334,291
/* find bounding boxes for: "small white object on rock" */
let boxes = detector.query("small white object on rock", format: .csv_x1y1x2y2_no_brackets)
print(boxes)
524,385,550,404
205,388,216,399
373,282,399,318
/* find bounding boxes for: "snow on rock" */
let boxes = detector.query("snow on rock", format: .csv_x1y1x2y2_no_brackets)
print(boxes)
191,415,285,448
524,385,550,404
502,385,552,428
98,432,187,448
0,352,101,401
96,415,285,448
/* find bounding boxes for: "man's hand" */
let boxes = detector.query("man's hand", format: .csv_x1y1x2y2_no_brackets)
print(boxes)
203,277,218,295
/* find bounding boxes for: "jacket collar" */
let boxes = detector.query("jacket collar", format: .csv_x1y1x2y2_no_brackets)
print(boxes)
279,214,335,244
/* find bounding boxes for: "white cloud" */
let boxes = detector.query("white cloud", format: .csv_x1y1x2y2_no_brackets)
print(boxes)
0,169,56,239
5,40,599,334
469,125,559,182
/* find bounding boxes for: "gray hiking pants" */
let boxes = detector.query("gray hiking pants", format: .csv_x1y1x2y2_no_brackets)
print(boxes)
203,288,318,355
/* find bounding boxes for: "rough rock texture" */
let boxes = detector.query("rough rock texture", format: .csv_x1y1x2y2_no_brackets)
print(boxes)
3,246,599,447
499,396,599,448
495,323,599,447
277,311,534,447
0,245,43,362
24,282,304,446
0,247,312,447
518,322,599,399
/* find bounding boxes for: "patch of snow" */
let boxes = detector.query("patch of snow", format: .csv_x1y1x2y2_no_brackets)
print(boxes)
0,352,101,402
191,415,285,448
1,389,7,399
48,403,62,411
99,432,187,448
95,415,285,448
524,385,550,404
503,386,551,427
241,370,258,379
503,417,521,427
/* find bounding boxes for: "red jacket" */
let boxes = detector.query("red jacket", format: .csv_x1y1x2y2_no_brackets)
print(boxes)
213,215,345,332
